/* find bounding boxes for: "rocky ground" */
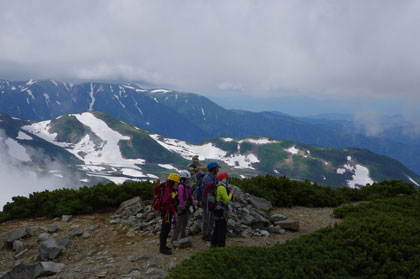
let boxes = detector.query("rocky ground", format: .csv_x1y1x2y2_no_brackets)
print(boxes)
0,204,342,279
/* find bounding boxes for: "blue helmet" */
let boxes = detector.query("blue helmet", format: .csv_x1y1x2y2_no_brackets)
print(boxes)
207,161,220,171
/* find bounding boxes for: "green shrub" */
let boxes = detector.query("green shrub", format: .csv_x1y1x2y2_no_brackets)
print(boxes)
168,195,420,279
0,180,155,222
230,175,415,207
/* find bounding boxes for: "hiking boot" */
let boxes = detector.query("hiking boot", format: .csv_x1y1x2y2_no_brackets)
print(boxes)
160,248,172,255
202,235,211,241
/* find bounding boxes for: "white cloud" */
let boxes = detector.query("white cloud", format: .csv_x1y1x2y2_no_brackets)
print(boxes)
0,0,420,103
0,129,79,210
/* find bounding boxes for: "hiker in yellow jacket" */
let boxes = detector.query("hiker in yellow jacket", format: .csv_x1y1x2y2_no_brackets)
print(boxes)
211,172,234,248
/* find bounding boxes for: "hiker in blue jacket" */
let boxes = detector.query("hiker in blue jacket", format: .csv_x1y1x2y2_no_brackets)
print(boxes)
200,161,219,241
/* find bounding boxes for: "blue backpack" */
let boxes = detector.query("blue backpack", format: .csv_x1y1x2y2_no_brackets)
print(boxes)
194,172,205,201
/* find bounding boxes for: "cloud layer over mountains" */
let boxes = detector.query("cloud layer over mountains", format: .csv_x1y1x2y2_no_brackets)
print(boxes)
1,0,420,102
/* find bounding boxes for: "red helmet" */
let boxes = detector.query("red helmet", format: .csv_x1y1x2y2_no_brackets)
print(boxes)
218,172,229,181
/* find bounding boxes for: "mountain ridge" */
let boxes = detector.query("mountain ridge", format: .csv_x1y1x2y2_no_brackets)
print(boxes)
1,79,420,175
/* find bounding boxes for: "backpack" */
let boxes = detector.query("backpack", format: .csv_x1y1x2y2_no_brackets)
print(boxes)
203,181,217,211
194,172,205,201
151,182,166,212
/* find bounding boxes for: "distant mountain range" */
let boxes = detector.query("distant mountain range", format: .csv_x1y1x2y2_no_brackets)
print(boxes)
1,111,419,189
0,79,419,175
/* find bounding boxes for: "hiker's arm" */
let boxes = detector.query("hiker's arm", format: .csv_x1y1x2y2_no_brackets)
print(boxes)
218,186,233,204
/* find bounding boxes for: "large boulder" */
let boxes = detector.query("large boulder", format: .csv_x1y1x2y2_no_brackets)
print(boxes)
1,262,65,279
116,196,145,216
250,196,273,211
38,262,65,277
2,227,29,244
276,219,299,231
271,213,287,222
172,238,193,249
1,263,43,279
38,238,62,260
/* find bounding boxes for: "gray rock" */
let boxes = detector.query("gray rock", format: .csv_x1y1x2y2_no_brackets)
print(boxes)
1,263,43,279
250,196,273,211
110,219,121,224
88,224,100,231
38,238,62,260
144,261,158,269
58,238,71,247
145,267,166,277
70,229,84,237
121,269,142,279
61,215,72,222
136,213,144,219
276,219,299,231
82,232,91,238
39,233,50,241
241,214,256,225
259,230,270,237
240,228,253,238
2,226,29,243
116,196,145,215
172,237,193,249
271,213,287,222
38,262,65,276
48,225,59,233
271,226,286,234
13,240,24,253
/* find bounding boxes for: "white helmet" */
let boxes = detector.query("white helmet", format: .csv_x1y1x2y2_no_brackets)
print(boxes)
179,170,191,179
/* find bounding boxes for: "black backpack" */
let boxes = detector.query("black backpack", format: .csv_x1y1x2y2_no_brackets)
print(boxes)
194,172,205,201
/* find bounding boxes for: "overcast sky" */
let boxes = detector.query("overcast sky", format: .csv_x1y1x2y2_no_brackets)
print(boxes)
1,0,420,115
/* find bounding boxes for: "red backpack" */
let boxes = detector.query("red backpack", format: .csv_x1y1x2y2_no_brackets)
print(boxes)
151,182,166,212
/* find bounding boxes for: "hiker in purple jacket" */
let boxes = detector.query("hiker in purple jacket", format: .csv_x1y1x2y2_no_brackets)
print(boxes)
201,161,219,241
172,170,195,242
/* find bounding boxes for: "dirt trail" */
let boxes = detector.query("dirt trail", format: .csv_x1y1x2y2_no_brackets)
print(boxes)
0,206,342,278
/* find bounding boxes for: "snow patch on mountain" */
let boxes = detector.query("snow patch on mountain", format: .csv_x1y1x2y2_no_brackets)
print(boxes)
26,79,36,86
150,134,259,169
336,163,374,188
151,89,171,93
221,138,234,142
240,138,279,145
16,131,32,140
23,112,148,183
285,146,299,155
88,83,95,111
5,138,31,162
408,176,420,187
158,164,180,171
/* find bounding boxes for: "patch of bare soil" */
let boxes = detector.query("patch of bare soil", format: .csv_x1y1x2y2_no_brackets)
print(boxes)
0,206,342,278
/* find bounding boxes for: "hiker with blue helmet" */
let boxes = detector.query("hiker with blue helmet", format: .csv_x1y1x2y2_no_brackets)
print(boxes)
200,161,220,241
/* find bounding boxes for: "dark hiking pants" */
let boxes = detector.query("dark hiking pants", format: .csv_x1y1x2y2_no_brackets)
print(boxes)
211,217,227,247
160,210,173,251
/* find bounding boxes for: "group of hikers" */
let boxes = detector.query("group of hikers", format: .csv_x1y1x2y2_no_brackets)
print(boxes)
153,161,234,255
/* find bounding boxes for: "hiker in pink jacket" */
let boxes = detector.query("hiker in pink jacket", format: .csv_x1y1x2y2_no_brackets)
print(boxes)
172,170,195,242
